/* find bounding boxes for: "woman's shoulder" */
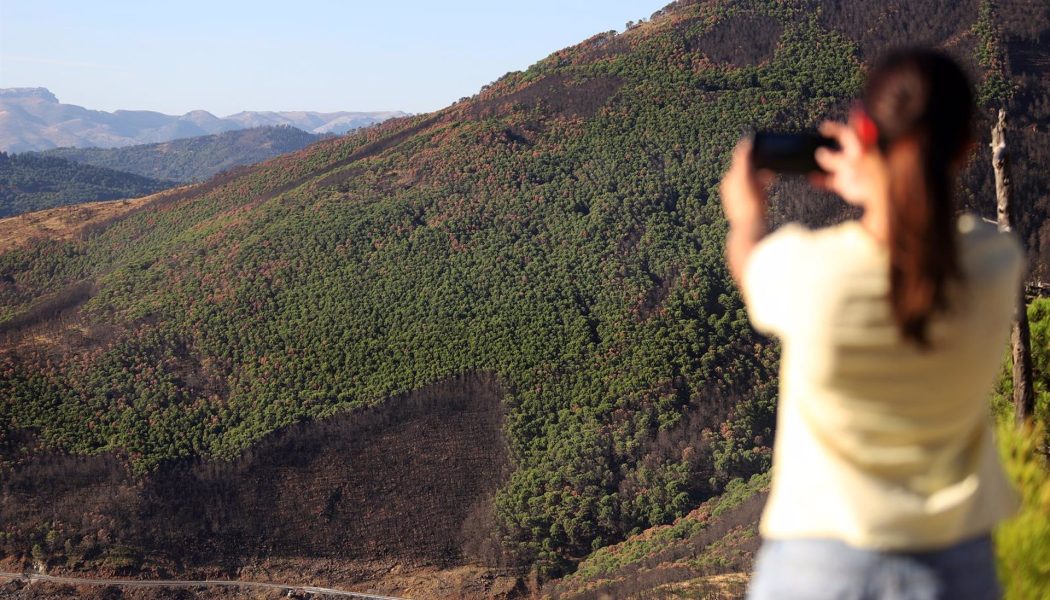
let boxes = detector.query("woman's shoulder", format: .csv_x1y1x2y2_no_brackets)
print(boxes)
762,220,866,247
955,213,1024,280
765,220,884,265
956,212,1018,244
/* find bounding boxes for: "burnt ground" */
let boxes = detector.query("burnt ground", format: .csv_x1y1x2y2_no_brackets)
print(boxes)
1,374,513,588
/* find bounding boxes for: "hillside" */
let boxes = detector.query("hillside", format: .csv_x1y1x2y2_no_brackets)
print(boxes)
39,126,326,183
0,152,175,217
546,297,1050,600
0,194,168,255
0,87,406,152
2,374,521,598
1,0,1047,596
545,472,769,599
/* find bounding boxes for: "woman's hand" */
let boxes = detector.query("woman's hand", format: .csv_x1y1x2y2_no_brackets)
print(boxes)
720,138,772,287
812,120,882,206
720,138,771,227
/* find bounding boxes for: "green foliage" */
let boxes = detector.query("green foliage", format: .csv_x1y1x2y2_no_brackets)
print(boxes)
687,525,756,572
40,125,324,183
549,470,768,598
31,543,45,563
991,298,1050,425
1025,299,1050,423
995,421,1050,599
0,152,174,217
102,545,141,570
565,500,708,584
710,471,771,518
565,472,768,584
972,0,1014,106
991,298,1050,597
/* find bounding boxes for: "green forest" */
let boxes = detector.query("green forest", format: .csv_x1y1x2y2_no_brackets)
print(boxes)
1,0,1047,590
0,152,174,217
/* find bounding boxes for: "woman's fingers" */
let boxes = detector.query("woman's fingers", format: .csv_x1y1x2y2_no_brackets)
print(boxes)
815,120,864,180
815,146,844,173
732,138,753,172
813,120,873,202
819,121,847,139
820,120,861,155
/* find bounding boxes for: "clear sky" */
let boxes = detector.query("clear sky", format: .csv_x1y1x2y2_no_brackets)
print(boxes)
0,0,668,116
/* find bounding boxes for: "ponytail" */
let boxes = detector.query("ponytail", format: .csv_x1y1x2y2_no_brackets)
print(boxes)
864,50,974,348
886,138,959,347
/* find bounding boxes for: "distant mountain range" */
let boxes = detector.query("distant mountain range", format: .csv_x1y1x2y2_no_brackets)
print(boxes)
0,87,408,152
39,125,326,183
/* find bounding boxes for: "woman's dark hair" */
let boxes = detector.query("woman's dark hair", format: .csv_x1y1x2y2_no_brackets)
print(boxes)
862,49,975,348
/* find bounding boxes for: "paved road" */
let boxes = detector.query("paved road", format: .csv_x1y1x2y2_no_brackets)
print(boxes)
0,571,409,599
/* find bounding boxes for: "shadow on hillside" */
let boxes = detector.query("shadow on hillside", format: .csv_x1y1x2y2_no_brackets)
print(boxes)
1,373,512,576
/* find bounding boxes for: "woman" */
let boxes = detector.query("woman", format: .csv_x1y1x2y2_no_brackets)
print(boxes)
720,49,1024,599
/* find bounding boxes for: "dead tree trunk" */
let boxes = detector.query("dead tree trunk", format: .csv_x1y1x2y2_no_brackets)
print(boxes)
991,108,1036,426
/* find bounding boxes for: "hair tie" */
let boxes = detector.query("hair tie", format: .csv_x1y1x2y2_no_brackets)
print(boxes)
855,112,880,147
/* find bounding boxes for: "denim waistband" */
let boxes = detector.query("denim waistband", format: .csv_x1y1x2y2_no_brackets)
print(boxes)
747,536,1000,600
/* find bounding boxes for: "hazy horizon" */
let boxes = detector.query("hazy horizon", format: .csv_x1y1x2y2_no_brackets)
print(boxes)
0,0,668,116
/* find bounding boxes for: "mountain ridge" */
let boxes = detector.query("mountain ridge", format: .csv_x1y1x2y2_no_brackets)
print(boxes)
0,87,408,152
37,125,327,183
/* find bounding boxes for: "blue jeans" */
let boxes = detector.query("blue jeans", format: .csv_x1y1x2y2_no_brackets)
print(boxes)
747,536,1001,600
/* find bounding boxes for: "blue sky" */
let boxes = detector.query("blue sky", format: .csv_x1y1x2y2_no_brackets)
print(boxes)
0,1,668,116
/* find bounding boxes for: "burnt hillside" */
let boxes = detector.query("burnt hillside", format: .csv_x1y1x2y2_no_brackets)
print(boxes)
2,375,513,595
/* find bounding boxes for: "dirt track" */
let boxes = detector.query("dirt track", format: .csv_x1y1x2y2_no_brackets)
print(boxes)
0,572,410,599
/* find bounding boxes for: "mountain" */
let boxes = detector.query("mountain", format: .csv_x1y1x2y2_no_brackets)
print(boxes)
38,126,326,183
0,1,1047,597
0,88,408,152
4,127,328,216
0,152,174,217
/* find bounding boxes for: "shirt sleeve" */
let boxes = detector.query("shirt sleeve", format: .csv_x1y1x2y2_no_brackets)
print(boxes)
742,223,809,337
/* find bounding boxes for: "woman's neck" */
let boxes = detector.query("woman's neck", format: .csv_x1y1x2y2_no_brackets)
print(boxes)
861,203,890,245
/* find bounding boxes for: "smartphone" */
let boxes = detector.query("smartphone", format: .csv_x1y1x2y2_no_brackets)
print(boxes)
751,131,838,174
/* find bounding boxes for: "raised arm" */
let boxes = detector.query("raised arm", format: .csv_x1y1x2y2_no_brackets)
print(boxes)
720,139,771,289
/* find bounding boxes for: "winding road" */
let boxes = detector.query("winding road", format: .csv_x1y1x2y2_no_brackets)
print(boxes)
0,571,410,599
